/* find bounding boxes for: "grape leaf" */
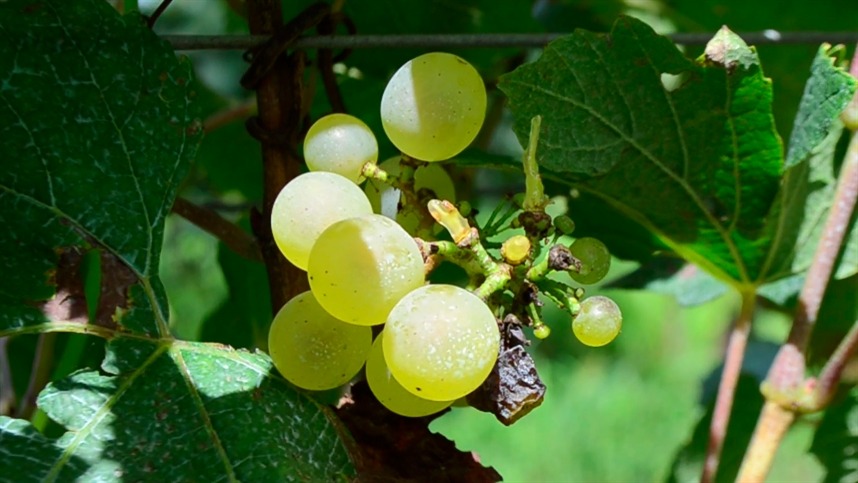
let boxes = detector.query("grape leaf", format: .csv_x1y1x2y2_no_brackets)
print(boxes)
500,17,783,285
811,387,858,483
760,45,857,289
608,260,729,307
0,1,357,479
0,0,201,337
500,17,857,291
0,339,355,482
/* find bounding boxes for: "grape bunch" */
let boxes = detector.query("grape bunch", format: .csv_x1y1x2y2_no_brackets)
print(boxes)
266,52,624,420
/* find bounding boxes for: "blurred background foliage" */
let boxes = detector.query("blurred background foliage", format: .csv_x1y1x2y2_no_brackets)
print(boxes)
36,0,851,480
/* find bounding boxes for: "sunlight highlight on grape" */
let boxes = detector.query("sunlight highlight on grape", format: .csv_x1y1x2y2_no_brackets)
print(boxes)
380,52,487,161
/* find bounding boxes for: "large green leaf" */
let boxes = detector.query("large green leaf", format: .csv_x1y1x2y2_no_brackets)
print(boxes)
0,1,356,478
500,17,783,285
500,17,857,291
0,0,201,337
760,45,857,287
0,339,355,482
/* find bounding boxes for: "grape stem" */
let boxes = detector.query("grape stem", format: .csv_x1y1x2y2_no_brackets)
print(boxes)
171,197,263,262
361,162,395,186
246,0,311,311
418,227,512,302
422,239,485,276
525,255,550,281
522,115,548,212
481,197,520,237
363,158,438,238
701,289,755,483
536,279,581,317
525,301,545,332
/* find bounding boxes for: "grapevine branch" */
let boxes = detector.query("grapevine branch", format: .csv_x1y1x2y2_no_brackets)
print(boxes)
815,317,858,408
203,99,256,133
162,32,858,51
736,62,858,481
701,290,755,483
245,0,317,311
171,198,262,262
144,0,174,29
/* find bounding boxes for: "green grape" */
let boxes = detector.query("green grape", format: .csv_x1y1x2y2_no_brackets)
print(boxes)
533,324,551,339
553,215,576,235
569,237,611,284
383,284,500,401
380,52,487,161
572,295,622,347
364,156,456,234
304,113,378,183
366,333,453,417
268,291,372,390
308,214,424,326
271,172,372,270
501,235,531,265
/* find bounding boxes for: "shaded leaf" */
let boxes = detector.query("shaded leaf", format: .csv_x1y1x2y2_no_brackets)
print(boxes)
609,260,729,307
0,2,356,480
760,45,857,291
811,387,858,483
0,0,202,337
500,17,783,286
0,339,355,482
784,45,855,169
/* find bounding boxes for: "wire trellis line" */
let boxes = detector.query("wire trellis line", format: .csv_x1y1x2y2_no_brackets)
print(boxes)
162,31,858,51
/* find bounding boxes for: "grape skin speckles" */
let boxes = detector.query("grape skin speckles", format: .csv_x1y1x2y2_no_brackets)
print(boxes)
383,284,499,401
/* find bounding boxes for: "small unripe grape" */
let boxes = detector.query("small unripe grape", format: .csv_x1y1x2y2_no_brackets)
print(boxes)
501,235,531,265
533,324,551,339
572,296,622,347
553,215,576,235
569,237,611,284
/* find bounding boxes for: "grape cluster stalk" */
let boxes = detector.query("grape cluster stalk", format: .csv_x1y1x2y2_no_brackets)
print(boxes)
266,52,624,420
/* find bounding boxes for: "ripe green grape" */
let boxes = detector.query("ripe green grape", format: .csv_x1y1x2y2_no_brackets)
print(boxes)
572,295,622,347
308,214,424,326
364,157,456,234
569,237,611,284
366,333,453,417
271,172,372,270
383,284,500,401
268,291,372,390
380,52,487,161
304,113,378,183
